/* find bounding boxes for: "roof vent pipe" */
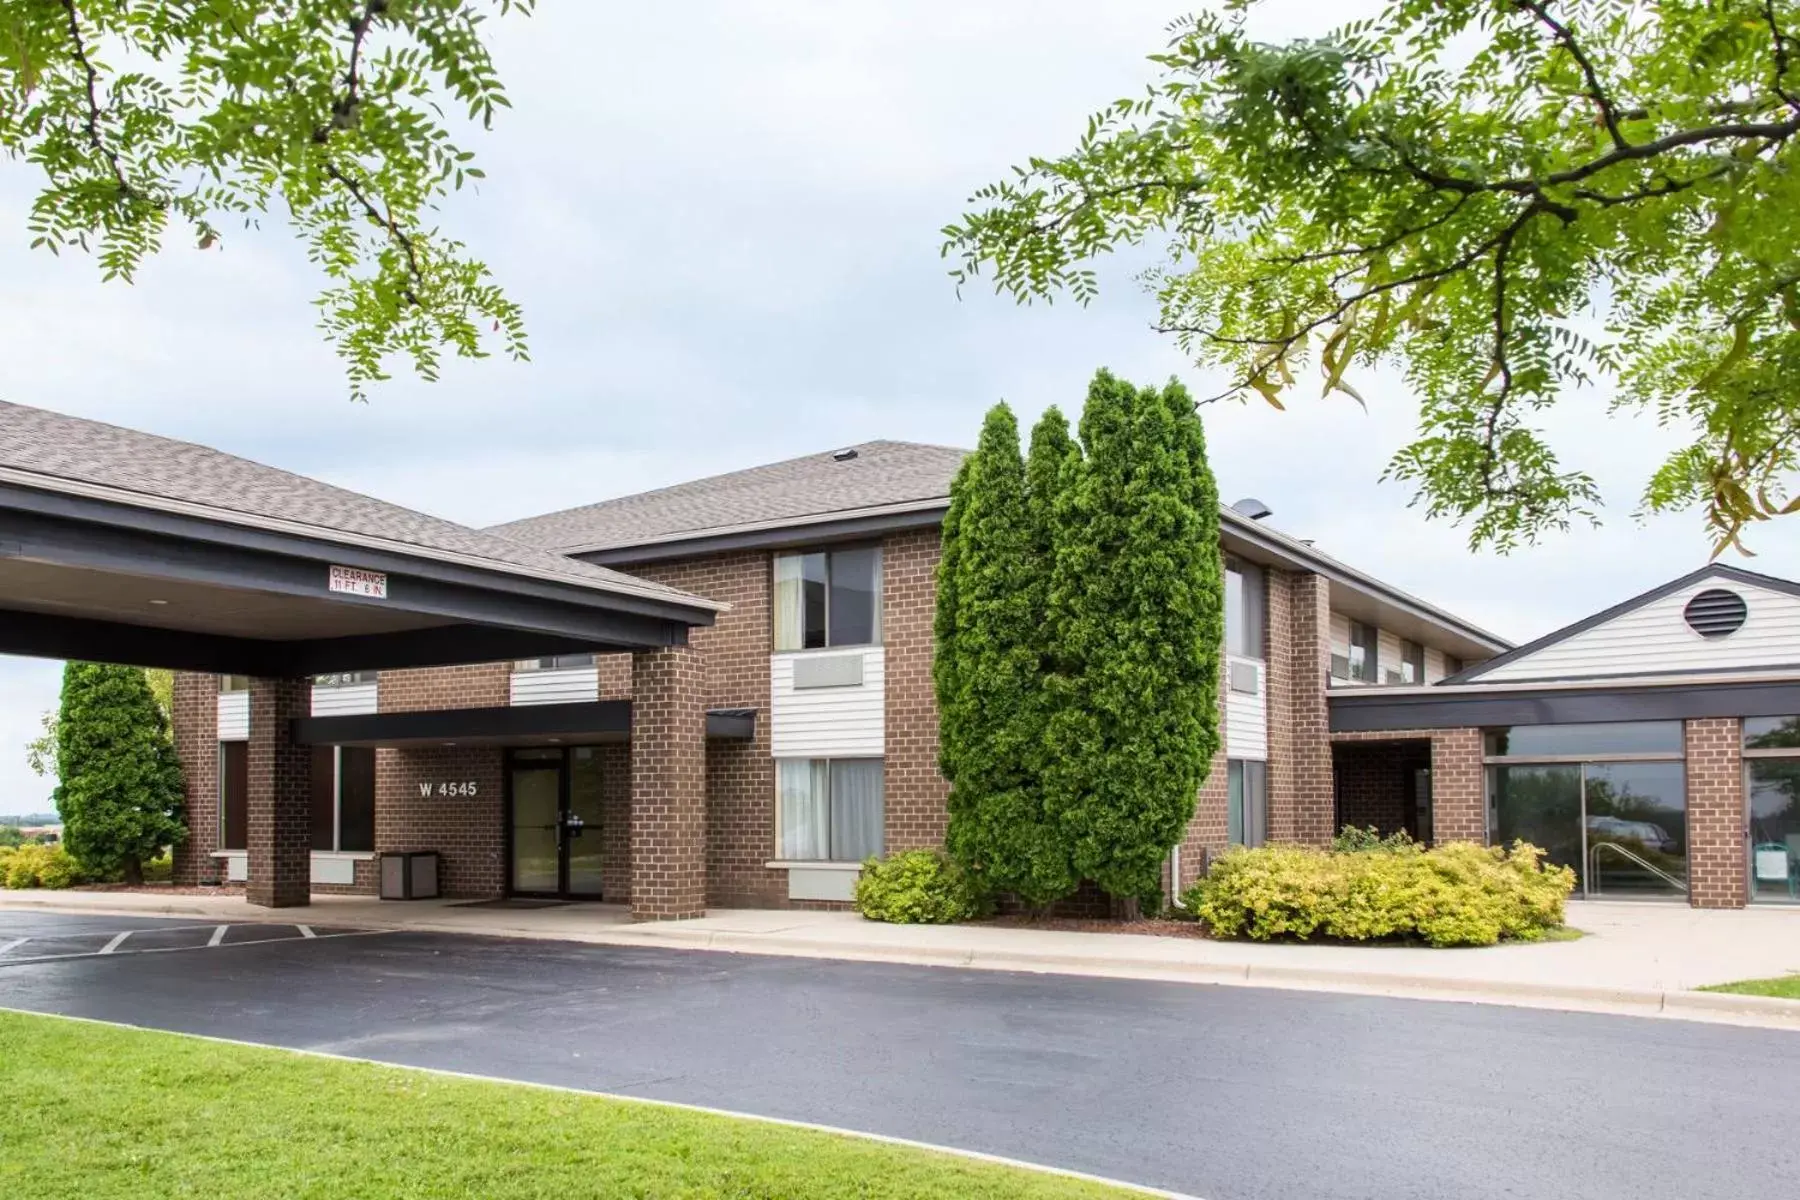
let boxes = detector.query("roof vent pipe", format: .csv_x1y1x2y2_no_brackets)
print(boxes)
832,448,859,462
1231,497,1273,521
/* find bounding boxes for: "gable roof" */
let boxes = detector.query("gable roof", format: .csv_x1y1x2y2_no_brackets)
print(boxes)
1444,563,1800,686
0,401,723,612
489,440,970,554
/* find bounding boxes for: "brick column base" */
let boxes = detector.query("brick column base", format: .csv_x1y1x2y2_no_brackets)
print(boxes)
630,646,707,921
1686,717,1746,909
1428,728,1485,843
246,676,311,908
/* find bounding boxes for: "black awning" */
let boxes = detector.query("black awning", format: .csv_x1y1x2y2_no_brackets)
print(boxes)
291,700,756,749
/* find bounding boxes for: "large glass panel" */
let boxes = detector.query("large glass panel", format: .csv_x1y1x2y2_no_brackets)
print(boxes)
567,748,606,896
1485,721,1684,758
1748,758,1800,901
1227,759,1268,847
828,547,881,646
1584,762,1687,897
801,553,829,648
828,759,884,860
309,745,337,851
1225,559,1265,659
510,765,560,893
1348,621,1377,681
1744,716,1800,751
778,759,830,859
1489,764,1584,888
338,747,376,853
219,741,248,851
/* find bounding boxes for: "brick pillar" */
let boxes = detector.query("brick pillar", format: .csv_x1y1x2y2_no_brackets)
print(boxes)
1685,717,1746,909
630,645,707,920
170,672,216,887
1280,571,1334,844
1428,728,1485,843
245,676,311,908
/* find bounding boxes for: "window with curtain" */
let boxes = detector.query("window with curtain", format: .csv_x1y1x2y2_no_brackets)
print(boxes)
1400,639,1426,684
1224,557,1266,660
773,547,881,650
309,746,376,853
1227,759,1267,848
1348,621,1378,682
777,758,884,861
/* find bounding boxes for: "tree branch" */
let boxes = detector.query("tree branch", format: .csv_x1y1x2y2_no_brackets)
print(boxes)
57,0,137,202
1515,0,1630,152
1767,0,1800,115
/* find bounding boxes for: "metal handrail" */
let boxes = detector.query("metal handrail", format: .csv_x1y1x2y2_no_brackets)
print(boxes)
1589,840,1688,894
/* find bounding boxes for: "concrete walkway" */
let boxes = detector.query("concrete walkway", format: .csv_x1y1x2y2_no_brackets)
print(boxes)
6,889,1798,1028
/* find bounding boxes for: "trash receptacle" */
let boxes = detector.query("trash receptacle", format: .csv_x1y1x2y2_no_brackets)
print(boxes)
379,851,440,900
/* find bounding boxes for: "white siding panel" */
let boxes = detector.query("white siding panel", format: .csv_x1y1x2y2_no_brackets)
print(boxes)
771,648,884,758
310,854,357,886
1376,629,1405,683
311,682,378,717
217,691,249,741
1329,611,1351,657
1423,646,1449,683
511,666,600,706
1224,655,1267,760
1480,578,1800,682
788,866,859,902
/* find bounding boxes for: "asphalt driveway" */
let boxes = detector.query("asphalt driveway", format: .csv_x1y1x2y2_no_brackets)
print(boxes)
4,910,1798,1200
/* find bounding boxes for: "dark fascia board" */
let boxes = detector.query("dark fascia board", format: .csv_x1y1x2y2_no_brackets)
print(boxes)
579,506,946,568
0,609,680,676
1329,677,1800,732
3,501,699,652
291,700,755,746
1440,563,1800,685
0,480,719,629
580,495,1511,656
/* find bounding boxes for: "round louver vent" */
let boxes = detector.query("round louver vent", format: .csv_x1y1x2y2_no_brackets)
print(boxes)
1684,588,1748,638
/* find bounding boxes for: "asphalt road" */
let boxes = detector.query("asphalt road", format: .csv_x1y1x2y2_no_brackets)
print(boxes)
4,911,1798,1200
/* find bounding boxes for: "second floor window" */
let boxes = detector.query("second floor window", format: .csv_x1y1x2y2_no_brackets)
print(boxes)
313,670,376,687
1400,640,1426,685
1348,620,1378,682
774,546,881,650
514,653,597,671
1225,557,1266,660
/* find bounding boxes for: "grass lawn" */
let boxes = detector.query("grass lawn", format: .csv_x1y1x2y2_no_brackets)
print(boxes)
0,1010,1147,1200
1698,974,1800,999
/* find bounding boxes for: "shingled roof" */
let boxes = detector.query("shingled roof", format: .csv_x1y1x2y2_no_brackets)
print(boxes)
0,400,720,609
490,440,970,554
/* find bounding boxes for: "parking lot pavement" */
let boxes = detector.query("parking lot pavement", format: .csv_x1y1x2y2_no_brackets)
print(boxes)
0,912,383,967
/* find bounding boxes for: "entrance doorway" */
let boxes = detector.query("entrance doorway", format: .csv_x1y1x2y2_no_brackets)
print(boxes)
507,747,607,899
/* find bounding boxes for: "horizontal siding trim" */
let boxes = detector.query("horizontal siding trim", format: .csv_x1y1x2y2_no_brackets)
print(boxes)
310,682,378,717
771,648,884,758
216,691,249,741
1224,654,1268,761
511,666,601,707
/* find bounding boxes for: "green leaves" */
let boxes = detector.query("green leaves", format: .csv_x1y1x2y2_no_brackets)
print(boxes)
946,1,1800,553
0,1,534,400
52,662,185,882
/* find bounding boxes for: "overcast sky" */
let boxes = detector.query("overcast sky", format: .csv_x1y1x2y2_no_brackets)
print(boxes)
3,0,1794,814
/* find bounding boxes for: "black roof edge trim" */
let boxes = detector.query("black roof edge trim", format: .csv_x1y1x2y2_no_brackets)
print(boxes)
577,506,948,567
292,699,756,745
1328,677,1800,732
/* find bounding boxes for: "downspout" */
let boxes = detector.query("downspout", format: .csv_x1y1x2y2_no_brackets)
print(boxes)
1168,845,1186,910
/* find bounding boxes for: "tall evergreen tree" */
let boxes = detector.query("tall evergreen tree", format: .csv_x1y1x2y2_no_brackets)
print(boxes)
53,662,186,885
936,404,1076,906
1044,370,1224,908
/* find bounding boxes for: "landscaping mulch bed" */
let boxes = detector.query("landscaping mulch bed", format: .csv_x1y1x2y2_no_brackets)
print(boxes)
74,883,245,896
978,914,1210,939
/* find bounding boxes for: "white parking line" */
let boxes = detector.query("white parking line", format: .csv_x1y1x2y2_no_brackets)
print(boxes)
99,932,132,954
0,937,27,956
297,925,316,939
0,927,390,966
208,925,229,947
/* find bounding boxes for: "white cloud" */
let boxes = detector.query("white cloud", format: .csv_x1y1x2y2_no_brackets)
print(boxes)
3,0,1796,807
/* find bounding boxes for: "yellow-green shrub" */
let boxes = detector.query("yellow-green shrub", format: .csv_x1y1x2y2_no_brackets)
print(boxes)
2,843,83,890
1185,840,1573,947
854,849,989,924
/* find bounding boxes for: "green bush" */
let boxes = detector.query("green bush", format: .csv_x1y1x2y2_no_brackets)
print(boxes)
854,849,988,924
1331,824,1419,853
1184,840,1574,948
142,852,174,884
2,843,83,890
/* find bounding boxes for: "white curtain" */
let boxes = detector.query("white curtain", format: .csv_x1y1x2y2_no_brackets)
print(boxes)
778,759,830,860
773,555,804,651
829,759,884,861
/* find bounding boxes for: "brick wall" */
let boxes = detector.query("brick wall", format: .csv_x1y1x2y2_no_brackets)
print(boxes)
244,677,311,908
1268,570,1333,844
629,646,708,919
376,747,506,897
1331,727,1484,843
379,662,508,712
170,672,217,886
883,528,950,853
1686,717,1746,909
598,743,632,903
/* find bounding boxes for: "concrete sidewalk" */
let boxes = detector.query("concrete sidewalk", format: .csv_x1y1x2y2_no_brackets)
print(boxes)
6,889,1799,1029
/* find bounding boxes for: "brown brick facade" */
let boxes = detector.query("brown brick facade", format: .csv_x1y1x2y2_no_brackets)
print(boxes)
1330,727,1485,844
629,646,708,920
1686,717,1747,909
1269,570,1334,845
170,672,217,887
883,528,950,853
245,677,311,908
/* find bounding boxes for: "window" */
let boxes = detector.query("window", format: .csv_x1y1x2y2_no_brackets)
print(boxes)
514,653,597,671
776,758,883,861
218,675,251,693
1742,717,1800,902
1400,640,1426,685
773,547,881,650
1227,759,1267,848
218,741,248,851
309,746,376,853
313,670,376,687
1224,557,1266,659
1348,621,1378,682
1484,722,1684,758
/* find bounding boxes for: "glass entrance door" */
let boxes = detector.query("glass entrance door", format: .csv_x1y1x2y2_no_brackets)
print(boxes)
1490,764,1584,888
508,748,607,898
